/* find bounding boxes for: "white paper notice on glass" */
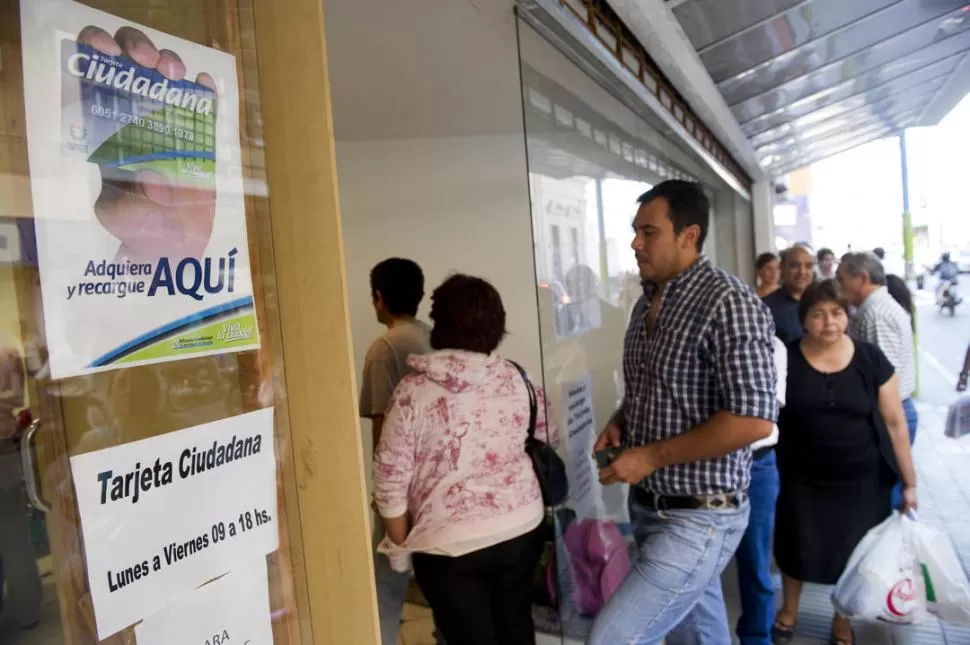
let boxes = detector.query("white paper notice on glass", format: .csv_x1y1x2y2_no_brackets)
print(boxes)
135,560,274,645
69,408,279,639
19,0,260,379
563,375,597,519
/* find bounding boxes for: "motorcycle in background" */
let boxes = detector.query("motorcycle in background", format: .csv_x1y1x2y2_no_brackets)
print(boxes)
940,280,962,316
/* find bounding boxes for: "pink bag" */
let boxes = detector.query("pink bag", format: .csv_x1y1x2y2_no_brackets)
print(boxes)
552,519,631,616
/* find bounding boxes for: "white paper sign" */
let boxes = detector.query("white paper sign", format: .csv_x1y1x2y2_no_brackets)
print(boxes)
135,561,274,645
70,408,279,639
563,375,597,519
19,0,260,378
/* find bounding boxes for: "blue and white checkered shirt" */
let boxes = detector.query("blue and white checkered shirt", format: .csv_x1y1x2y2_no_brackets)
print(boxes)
621,256,778,496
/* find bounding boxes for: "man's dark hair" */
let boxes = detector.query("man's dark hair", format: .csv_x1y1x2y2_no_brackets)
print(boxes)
370,258,424,317
798,279,850,325
816,247,835,262
873,247,886,260
429,274,507,354
637,180,710,250
755,252,778,270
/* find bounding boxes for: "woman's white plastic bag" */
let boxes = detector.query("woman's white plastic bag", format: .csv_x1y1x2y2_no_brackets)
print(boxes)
910,520,970,625
832,513,927,624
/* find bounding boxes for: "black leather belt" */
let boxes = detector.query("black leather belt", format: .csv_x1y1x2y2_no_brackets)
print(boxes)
752,446,775,461
634,487,742,511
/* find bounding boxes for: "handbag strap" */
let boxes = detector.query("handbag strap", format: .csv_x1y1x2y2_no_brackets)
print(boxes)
508,361,538,440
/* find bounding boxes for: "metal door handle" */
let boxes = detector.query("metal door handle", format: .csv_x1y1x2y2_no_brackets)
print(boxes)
20,418,51,513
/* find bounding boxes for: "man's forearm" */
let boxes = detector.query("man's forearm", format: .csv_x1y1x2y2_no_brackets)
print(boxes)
645,411,772,471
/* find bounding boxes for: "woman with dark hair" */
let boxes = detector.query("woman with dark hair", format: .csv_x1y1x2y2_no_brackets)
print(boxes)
755,252,781,297
885,274,916,331
771,280,918,645
373,274,557,645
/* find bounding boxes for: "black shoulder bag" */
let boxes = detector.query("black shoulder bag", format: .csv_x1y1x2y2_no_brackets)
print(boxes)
509,361,569,507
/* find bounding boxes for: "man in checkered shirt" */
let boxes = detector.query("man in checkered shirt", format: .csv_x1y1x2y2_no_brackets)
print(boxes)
589,180,778,645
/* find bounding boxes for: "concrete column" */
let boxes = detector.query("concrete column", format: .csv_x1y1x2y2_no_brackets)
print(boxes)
713,189,738,275
752,180,776,253
733,192,756,284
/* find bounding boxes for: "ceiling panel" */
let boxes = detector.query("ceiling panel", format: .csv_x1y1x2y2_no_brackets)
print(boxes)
732,13,970,123
704,0,898,84
670,0,806,51
768,126,905,175
715,0,966,104
749,75,947,149
756,104,925,159
740,53,962,135
762,114,918,171
669,0,970,175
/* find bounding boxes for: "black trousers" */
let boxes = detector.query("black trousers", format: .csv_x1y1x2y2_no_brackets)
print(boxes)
413,524,544,645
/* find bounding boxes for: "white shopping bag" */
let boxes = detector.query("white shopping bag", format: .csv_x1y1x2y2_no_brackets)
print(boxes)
911,520,970,625
832,513,927,624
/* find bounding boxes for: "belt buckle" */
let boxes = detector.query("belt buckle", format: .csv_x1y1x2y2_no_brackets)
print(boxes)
704,494,728,510
652,492,669,517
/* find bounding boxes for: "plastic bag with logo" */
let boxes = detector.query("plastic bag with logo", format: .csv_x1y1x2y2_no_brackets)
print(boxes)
910,518,970,625
832,512,927,624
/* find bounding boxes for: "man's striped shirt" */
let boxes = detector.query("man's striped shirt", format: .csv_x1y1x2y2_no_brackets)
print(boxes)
848,286,916,400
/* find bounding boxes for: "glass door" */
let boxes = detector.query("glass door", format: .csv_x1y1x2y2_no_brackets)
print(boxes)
1,1,310,643
515,16,736,644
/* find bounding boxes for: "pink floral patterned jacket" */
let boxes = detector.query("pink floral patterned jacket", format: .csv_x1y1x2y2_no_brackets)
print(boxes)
374,350,559,561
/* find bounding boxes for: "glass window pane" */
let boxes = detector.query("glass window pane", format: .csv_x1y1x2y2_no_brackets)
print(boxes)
2,1,310,643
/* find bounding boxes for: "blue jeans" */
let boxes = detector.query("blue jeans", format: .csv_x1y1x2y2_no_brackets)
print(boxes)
891,399,919,510
735,451,780,645
373,548,412,645
372,518,447,645
588,490,750,645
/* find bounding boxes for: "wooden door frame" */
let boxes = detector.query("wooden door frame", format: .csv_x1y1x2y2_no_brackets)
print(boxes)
251,1,381,643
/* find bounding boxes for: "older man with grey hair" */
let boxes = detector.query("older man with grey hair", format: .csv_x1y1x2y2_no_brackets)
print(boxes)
837,252,918,505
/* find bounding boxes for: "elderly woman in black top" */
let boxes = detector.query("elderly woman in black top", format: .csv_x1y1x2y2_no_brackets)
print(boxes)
771,280,917,645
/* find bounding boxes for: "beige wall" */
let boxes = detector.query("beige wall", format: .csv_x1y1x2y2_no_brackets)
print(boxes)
324,0,543,464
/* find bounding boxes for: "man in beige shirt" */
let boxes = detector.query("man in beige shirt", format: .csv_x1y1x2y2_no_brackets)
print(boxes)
358,258,434,645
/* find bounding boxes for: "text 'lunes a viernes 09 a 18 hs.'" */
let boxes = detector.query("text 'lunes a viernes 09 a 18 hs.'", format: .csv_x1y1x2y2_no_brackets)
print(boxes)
107,507,273,593
96,432,273,593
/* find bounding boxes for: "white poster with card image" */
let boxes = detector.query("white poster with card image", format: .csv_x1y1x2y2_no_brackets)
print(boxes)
19,0,260,379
